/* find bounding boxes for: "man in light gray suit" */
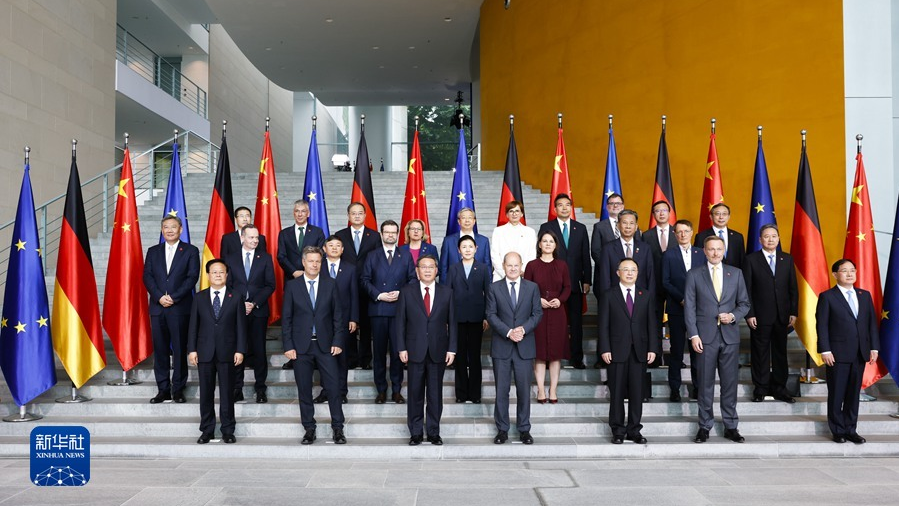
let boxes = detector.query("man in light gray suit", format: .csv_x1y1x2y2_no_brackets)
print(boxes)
685,235,750,444
486,252,543,445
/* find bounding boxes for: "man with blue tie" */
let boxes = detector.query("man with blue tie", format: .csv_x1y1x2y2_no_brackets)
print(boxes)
361,220,417,404
144,216,200,404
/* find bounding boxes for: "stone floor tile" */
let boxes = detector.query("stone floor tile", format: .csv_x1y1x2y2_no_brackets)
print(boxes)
0,486,142,505
710,467,841,487
569,468,730,488
308,469,387,488
385,469,573,488
695,484,896,505
538,486,711,506
206,486,417,505
0,487,27,502
190,469,315,488
87,468,208,488
417,487,541,506
121,486,222,506
816,465,899,484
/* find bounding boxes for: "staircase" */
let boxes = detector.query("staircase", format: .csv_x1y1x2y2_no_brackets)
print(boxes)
3,169,898,459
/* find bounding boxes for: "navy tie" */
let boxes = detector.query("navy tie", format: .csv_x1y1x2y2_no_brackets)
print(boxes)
510,281,517,308
213,291,221,319
244,252,251,279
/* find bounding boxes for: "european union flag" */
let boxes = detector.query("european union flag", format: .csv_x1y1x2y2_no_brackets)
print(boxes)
601,127,623,220
159,141,190,243
0,160,57,406
302,129,329,236
446,128,477,236
746,136,777,253
880,193,899,386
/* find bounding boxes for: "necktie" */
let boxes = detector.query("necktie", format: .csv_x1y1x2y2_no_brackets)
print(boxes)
712,265,722,301
718,229,727,258
562,222,570,248
625,242,632,259
847,289,858,318
768,254,776,275
613,220,620,239
626,288,634,316
510,281,517,308
353,230,361,253
244,252,251,279
213,291,221,319
297,226,305,248
660,229,668,252
424,287,431,317
166,245,175,273
330,263,337,279
308,280,316,309
387,250,393,266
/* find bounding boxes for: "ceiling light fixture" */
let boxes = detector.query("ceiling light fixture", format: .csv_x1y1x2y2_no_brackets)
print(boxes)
444,17,452,22
325,18,333,22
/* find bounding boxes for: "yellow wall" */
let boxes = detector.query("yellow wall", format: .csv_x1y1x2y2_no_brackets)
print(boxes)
480,0,846,262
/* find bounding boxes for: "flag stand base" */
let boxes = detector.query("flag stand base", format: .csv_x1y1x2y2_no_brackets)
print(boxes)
56,385,91,403
859,389,876,402
3,405,42,422
799,368,825,384
107,370,141,386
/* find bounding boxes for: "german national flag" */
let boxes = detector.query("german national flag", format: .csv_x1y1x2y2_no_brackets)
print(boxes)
789,140,827,366
350,126,377,229
497,125,524,226
649,120,677,228
200,132,233,289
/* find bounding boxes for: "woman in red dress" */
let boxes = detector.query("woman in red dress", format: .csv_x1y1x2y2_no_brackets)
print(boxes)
524,230,571,403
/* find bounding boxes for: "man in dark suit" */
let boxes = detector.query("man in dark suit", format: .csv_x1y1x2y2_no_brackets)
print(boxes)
395,254,457,445
313,235,359,405
694,203,745,269
188,259,246,444
335,202,381,370
662,220,705,401
590,193,642,273
685,235,750,444
143,216,200,404
596,210,653,293
816,259,880,444
743,224,798,403
598,258,660,444
486,252,543,445
225,224,275,404
644,200,676,325
361,220,417,404
439,207,492,280
538,193,592,369
277,199,326,282
220,206,268,261
282,246,348,445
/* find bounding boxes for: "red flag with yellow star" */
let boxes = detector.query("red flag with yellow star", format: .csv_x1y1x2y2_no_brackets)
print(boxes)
102,147,152,371
400,129,430,245
548,127,575,221
254,129,284,323
698,131,724,231
842,150,887,387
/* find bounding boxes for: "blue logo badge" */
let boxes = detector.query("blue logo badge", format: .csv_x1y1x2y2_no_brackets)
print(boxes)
30,426,90,486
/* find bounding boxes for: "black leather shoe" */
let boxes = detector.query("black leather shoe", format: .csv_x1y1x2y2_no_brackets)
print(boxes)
752,394,765,402
233,390,244,402
341,395,348,404
573,362,586,370
361,364,372,370
149,392,171,404
494,430,508,444
846,433,866,444
427,434,443,445
313,393,327,404
281,359,295,370
222,434,236,444
301,428,316,445
669,391,681,402
774,394,796,404
694,428,709,443
689,388,698,400
832,435,847,443
256,392,268,404
611,435,624,444
409,434,423,446
197,433,212,444
375,392,387,404
627,433,648,444
392,392,406,404
471,399,481,404
519,431,533,445
724,428,745,443
456,398,466,403
333,428,346,444
172,391,186,403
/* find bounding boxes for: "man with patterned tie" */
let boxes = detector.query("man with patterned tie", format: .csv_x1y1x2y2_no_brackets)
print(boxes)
277,199,326,282
694,203,745,269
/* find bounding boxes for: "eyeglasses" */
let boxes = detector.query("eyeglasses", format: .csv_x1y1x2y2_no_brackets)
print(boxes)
837,269,857,274
408,227,423,232
607,201,624,207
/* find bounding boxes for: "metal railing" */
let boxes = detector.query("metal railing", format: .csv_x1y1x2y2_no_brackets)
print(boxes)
0,131,218,298
116,24,208,118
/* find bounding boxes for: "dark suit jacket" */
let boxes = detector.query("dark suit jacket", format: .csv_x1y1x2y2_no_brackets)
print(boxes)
326,260,359,324
282,275,348,354
442,260,491,323
596,238,654,293
590,219,642,270
485,278,543,360
187,288,247,362
643,225,676,297
743,250,798,326
439,232,492,280
394,283,457,363
225,249,275,318
661,245,706,316
398,242,439,264
143,241,200,316
684,263,751,345
597,286,661,362
816,286,879,362
277,224,326,279
335,226,381,267
220,231,268,262
538,219,591,293
694,228,745,268
361,247,417,317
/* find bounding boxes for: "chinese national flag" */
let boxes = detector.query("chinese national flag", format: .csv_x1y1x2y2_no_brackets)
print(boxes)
102,147,152,371
400,130,430,244
548,127,575,221
698,132,724,231
254,130,283,323
843,150,887,388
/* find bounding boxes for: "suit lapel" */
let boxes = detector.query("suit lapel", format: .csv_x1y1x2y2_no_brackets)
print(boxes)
613,288,631,319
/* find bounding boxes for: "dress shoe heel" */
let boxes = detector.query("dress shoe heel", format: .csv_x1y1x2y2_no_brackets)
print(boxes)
333,428,347,444
301,428,317,445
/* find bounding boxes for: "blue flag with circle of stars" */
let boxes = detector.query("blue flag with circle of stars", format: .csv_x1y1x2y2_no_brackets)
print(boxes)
879,192,899,386
302,128,330,236
746,136,777,253
446,127,477,236
159,141,190,243
0,161,57,406
601,126,623,220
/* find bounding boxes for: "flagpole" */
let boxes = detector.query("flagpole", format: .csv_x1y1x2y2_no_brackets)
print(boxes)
662,114,666,133
559,112,563,129
711,117,716,135
854,133,878,402
608,114,612,131
509,114,514,132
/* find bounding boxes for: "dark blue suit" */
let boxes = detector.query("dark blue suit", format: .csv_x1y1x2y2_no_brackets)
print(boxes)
661,245,706,394
321,259,359,397
335,226,381,368
277,224,326,281
361,246,417,395
226,249,275,395
694,227,745,269
439,232,492,280
143,241,200,395
398,242,439,265
220,231,268,263
443,260,490,401
597,238,654,293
